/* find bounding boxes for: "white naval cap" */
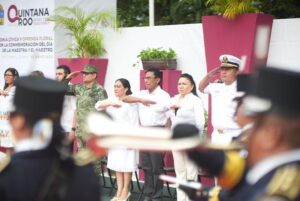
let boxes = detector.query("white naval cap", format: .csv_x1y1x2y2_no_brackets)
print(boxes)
219,54,241,68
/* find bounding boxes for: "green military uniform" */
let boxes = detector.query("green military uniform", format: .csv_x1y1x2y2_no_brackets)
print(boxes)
65,65,108,150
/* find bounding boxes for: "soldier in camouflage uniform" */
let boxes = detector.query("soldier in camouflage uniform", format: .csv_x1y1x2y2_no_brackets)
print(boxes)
64,64,108,151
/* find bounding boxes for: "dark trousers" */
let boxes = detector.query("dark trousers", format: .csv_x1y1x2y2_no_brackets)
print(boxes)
140,151,165,201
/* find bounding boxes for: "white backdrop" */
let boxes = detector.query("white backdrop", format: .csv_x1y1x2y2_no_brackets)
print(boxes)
101,24,208,102
0,0,55,87
1,0,299,105
54,0,116,59
98,19,300,109
267,18,300,72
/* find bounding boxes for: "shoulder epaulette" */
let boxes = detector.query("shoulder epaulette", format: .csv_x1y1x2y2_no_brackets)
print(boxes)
74,148,99,166
209,186,222,201
0,154,11,172
262,164,300,200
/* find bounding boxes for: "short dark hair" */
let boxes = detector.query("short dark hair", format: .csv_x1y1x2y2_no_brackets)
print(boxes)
116,78,132,95
145,68,162,84
31,70,45,77
56,65,71,76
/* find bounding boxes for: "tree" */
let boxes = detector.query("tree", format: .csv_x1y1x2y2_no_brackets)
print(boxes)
117,0,300,27
260,0,300,19
170,0,209,24
117,0,149,27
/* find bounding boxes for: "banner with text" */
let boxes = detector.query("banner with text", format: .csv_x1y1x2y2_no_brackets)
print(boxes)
0,0,55,87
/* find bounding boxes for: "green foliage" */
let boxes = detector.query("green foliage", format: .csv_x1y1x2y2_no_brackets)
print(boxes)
171,0,209,24
117,0,149,27
132,47,176,68
202,109,208,139
138,47,177,60
205,0,262,20
49,6,117,58
117,0,210,26
259,0,300,19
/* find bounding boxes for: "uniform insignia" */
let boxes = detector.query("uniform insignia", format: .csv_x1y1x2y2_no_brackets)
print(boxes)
209,186,222,201
259,165,300,201
0,154,11,172
222,56,228,63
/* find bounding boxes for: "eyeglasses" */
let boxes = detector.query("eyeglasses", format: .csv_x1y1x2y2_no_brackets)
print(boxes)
4,74,13,77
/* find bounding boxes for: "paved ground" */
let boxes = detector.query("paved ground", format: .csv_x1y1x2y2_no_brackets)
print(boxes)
100,177,176,201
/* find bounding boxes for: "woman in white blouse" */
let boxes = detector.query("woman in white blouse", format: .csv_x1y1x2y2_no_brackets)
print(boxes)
0,68,19,152
170,73,205,201
95,78,138,201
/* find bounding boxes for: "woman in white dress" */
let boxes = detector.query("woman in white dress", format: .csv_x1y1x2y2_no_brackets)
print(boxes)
170,73,205,201
0,68,19,153
95,78,138,201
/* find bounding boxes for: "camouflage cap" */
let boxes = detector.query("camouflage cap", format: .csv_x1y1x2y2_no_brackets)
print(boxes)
82,64,98,74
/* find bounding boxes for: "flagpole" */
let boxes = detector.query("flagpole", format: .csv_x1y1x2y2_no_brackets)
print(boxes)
149,0,154,26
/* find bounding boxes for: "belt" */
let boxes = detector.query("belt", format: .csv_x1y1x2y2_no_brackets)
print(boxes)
146,125,165,128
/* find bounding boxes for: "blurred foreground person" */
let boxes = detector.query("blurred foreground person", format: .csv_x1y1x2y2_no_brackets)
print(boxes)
189,67,300,201
0,76,101,201
230,67,300,201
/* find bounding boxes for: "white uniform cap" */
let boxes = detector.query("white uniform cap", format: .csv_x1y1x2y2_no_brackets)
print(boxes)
219,54,241,68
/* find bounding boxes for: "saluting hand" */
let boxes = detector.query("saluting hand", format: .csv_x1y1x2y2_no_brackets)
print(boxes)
66,71,81,79
207,67,220,81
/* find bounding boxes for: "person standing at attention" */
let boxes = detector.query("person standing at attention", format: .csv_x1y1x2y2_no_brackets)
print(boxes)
56,65,77,150
123,68,171,201
95,78,139,201
199,54,241,145
63,64,108,151
0,68,19,153
170,73,205,201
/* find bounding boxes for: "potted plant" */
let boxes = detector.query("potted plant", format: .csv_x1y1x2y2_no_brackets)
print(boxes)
202,0,273,74
136,47,177,70
206,0,261,20
49,6,117,85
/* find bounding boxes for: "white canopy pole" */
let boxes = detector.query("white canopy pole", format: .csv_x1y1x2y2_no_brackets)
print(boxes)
149,0,155,26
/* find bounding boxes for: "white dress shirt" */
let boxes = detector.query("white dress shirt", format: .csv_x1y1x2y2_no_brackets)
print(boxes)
0,86,16,147
60,83,76,133
204,81,240,130
170,93,205,134
137,86,171,127
95,97,139,126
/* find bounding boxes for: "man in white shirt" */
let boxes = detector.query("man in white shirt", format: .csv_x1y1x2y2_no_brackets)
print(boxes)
55,65,76,147
124,68,171,201
199,54,241,145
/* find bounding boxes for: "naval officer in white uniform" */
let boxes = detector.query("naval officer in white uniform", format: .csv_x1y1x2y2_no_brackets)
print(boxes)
199,54,241,145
